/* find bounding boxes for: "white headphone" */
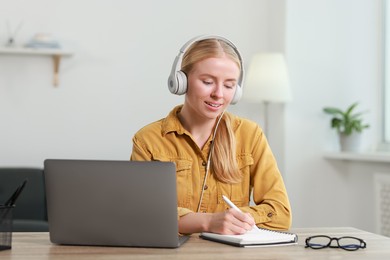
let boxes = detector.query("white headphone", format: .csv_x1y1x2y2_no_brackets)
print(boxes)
167,35,244,105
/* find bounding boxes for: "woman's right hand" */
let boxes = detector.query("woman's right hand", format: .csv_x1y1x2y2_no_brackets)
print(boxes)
178,209,256,235
206,208,256,235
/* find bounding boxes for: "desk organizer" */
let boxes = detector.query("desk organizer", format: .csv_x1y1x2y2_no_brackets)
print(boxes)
0,205,14,251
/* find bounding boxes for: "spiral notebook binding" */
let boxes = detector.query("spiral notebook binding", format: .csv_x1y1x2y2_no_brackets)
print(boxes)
257,228,298,242
258,227,294,235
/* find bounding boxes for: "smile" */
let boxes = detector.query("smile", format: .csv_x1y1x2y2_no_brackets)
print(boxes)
205,102,222,108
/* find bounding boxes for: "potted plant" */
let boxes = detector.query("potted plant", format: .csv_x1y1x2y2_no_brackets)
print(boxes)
323,102,369,152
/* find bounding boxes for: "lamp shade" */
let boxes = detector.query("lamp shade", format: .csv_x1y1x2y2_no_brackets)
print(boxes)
244,52,292,103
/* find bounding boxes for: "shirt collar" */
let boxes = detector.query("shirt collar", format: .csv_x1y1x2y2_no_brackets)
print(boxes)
161,104,241,136
161,105,186,136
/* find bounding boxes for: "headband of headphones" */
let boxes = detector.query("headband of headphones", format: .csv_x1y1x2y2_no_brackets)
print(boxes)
167,35,244,105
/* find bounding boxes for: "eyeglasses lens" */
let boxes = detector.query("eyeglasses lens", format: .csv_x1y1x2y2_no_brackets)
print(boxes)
338,237,363,251
307,236,330,249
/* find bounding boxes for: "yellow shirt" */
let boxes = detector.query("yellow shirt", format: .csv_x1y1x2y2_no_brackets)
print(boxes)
131,105,292,230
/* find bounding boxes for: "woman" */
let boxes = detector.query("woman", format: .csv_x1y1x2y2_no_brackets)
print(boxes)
131,35,291,235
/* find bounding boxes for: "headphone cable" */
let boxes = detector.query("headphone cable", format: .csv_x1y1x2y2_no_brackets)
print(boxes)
196,110,225,213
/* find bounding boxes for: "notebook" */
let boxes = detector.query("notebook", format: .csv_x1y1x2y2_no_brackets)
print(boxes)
44,159,189,248
200,227,298,247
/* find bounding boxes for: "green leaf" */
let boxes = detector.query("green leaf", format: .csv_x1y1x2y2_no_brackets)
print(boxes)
322,102,369,135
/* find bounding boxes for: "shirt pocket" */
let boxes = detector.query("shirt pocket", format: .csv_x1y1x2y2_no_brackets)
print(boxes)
231,154,254,207
175,159,193,205
151,154,193,206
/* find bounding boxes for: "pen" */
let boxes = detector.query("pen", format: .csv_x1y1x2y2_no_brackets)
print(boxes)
222,195,242,212
222,195,259,230
5,179,28,206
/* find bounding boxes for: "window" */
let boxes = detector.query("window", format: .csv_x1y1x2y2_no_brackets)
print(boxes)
383,0,390,145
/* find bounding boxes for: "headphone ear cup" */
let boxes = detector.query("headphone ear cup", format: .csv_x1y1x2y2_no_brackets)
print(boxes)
175,71,188,95
168,74,178,94
230,85,242,105
168,70,187,95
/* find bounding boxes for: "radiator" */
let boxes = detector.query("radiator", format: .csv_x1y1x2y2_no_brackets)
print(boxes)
375,173,390,237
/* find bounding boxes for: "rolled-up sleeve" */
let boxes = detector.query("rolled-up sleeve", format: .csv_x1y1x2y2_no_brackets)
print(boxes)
238,124,292,230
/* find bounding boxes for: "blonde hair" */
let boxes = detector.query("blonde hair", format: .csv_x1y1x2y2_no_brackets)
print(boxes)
181,39,242,183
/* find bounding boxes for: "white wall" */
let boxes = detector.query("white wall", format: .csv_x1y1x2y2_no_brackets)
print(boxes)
286,0,385,232
0,0,279,167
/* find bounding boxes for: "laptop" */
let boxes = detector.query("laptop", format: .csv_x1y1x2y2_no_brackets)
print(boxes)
43,159,189,248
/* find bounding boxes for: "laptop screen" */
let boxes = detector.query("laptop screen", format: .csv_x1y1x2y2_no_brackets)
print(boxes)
44,159,188,248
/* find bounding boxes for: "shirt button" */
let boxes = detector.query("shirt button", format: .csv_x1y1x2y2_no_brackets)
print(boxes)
202,161,207,166
267,213,273,218
203,185,208,190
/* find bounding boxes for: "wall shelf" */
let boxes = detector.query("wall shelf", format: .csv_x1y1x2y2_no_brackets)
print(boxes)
0,46,74,86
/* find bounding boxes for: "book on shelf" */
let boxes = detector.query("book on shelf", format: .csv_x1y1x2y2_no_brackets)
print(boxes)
200,227,298,248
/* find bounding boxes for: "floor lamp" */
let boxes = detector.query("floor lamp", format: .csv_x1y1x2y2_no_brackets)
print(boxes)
243,53,292,137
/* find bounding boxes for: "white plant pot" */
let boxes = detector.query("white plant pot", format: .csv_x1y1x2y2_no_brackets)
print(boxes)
339,132,361,152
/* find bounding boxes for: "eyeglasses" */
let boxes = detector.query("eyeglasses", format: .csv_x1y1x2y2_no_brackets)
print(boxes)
305,235,367,251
